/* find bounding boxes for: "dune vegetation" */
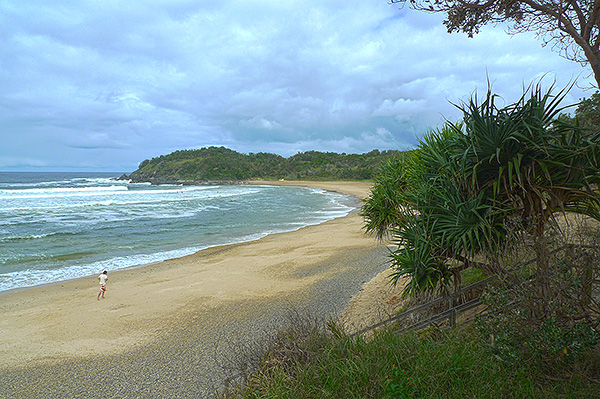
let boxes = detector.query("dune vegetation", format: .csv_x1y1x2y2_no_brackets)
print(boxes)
221,84,600,398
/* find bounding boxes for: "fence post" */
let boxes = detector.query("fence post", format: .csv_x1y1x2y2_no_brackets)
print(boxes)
449,294,456,327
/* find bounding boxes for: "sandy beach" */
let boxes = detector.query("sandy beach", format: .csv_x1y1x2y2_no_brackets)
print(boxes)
0,180,404,398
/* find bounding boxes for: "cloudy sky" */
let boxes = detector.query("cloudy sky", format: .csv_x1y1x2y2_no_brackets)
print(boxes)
0,0,595,172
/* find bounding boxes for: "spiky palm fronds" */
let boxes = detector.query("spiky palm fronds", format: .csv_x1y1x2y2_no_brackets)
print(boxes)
374,82,600,296
361,152,417,240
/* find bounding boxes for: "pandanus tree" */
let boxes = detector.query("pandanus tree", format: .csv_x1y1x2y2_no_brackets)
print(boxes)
362,83,600,300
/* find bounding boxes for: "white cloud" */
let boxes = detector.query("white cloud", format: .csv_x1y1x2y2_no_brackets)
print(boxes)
240,116,282,130
372,98,427,120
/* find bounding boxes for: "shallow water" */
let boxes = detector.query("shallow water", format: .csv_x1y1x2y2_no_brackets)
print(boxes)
0,172,355,292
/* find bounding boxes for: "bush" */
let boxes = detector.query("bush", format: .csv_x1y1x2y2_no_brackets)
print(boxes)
220,318,600,398
476,282,600,365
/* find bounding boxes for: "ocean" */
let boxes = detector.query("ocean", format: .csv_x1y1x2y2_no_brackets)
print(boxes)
0,172,356,293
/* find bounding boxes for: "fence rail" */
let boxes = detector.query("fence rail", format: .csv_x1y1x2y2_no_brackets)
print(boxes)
350,276,493,337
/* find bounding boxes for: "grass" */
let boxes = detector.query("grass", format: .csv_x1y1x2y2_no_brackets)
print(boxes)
460,266,486,286
220,321,600,398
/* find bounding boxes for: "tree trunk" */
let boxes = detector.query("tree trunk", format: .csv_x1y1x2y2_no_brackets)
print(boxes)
588,51,600,89
569,30,600,88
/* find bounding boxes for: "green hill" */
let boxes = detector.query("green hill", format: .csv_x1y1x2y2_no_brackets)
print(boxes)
124,146,403,183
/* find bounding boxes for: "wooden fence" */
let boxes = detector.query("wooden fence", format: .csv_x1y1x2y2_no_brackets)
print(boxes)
350,276,493,337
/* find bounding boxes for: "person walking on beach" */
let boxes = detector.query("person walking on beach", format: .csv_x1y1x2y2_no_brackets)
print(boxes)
97,270,108,300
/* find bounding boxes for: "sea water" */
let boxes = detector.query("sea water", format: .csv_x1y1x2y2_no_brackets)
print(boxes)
0,172,356,293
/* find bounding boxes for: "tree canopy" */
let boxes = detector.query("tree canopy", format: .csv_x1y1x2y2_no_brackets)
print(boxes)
127,147,402,183
574,90,600,130
393,0,600,87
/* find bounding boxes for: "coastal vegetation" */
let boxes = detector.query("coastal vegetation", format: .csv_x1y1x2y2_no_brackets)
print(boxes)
361,82,600,364
124,147,402,183
221,85,600,398
362,83,600,297
220,322,600,398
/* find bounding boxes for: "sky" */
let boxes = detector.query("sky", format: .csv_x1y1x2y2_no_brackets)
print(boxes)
0,0,595,172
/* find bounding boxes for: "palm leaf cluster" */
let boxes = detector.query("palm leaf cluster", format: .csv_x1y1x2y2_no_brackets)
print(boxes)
363,84,600,296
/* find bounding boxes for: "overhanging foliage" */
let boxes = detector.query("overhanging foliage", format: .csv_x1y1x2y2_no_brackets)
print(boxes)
392,0,600,87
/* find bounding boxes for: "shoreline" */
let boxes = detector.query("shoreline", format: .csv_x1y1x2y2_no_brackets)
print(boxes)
0,179,365,297
0,180,385,373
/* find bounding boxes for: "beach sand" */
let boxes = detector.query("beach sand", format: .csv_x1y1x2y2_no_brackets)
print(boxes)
0,180,402,398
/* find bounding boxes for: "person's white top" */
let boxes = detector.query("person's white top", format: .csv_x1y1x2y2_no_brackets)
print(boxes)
98,274,108,286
